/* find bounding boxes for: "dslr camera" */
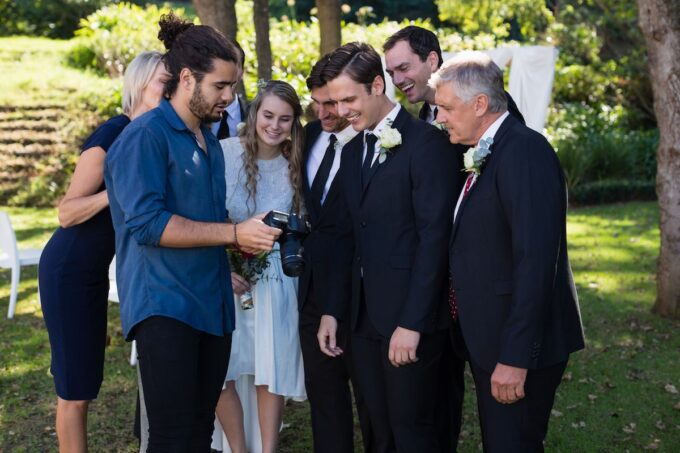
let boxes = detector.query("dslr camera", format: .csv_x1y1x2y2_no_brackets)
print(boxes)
262,210,311,277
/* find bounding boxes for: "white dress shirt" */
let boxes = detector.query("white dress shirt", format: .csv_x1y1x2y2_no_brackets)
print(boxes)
306,124,358,204
211,95,243,137
454,111,510,222
362,103,402,166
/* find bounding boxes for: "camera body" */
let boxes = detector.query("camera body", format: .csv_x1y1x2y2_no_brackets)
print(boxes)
262,210,311,277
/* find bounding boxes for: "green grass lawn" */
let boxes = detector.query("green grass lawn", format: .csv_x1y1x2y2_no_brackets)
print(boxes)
1,202,679,452
0,37,114,107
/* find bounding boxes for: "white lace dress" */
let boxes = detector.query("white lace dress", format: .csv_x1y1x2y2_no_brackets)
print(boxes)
221,137,306,399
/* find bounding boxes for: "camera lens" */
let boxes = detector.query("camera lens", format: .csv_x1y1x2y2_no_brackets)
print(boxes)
280,238,305,277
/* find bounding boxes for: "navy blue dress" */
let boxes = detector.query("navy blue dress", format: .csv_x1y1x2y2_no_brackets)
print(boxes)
39,115,130,400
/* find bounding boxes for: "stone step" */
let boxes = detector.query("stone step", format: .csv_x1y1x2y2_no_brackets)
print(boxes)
0,142,57,157
0,109,63,122
1,155,41,169
0,172,29,183
0,104,65,113
0,120,58,132
0,130,62,145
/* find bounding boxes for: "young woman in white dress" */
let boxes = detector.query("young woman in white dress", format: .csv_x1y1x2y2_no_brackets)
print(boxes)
216,80,306,453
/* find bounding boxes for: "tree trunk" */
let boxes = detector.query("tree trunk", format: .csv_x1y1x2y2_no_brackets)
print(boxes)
192,0,237,40
316,0,342,56
637,0,680,318
253,0,272,81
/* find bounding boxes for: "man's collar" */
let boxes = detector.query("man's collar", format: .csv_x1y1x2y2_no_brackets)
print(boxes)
367,103,401,139
336,123,359,144
478,111,510,146
225,95,241,118
161,98,191,132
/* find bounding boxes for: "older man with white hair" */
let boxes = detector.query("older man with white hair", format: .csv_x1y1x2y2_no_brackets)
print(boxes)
431,51,585,452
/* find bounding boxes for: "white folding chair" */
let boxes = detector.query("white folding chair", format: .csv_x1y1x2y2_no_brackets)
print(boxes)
108,256,137,366
0,211,42,319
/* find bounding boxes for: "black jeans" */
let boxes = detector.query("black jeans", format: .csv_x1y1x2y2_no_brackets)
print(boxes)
135,316,231,453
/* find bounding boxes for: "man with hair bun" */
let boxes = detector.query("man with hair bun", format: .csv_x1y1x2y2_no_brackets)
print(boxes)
317,41,460,452
431,51,584,452
105,12,281,451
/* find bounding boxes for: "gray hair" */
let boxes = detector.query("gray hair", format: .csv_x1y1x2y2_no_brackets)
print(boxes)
428,51,507,113
122,51,164,116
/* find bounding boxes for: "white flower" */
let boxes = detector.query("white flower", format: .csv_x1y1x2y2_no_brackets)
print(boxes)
374,120,402,164
463,137,493,175
378,126,402,149
463,150,476,170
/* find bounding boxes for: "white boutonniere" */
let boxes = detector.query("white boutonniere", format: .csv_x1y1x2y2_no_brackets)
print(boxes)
375,119,402,164
236,122,246,133
431,119,447,131
463,137,493,175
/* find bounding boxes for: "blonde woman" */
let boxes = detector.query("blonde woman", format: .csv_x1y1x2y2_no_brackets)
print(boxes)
38,51,169,453
216,80,306,453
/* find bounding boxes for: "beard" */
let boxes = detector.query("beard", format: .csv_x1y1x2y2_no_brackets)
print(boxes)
188,84,222,123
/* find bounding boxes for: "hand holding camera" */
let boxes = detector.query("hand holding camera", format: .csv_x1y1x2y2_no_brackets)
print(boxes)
262,210,311,277
234,214,283,254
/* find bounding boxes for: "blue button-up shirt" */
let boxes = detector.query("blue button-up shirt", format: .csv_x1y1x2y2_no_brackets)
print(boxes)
105,99,234,340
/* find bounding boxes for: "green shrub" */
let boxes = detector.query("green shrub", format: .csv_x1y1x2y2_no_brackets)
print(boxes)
569,179,656,205
0,0,136,39
66,3,183,77
548,103,658,190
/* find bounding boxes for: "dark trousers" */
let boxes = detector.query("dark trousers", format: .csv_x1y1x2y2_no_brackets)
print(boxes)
352,296,448,453
451,321,566,453
437,336,465,452
299,283,372,453
134,316,231,453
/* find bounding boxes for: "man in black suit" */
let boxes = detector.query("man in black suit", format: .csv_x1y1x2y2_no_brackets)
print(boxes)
298,55,371,453
431,51,585,452
211,39,248,139
318,42,460,452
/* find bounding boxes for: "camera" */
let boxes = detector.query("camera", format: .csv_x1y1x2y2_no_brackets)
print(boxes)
262,210,311,277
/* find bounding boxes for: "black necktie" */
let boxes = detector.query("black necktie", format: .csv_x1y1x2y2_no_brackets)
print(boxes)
310,134,337,204
362,132,377,187
217,112,230,140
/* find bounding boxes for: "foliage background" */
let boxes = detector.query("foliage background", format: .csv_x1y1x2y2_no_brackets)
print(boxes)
0,0,657,206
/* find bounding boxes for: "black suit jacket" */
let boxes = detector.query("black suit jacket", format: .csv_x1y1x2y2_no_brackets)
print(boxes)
449,115,585,372
333,107,460,337
298,120,354,317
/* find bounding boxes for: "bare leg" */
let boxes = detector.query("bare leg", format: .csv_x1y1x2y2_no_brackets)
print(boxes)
216,381,247,453
255,385,284,453
55,397,89,453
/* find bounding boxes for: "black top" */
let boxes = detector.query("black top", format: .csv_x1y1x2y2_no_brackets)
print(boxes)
40,115,130,279
79,114,130,228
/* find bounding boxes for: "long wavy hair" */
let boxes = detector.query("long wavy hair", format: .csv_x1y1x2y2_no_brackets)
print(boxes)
240,80,305,214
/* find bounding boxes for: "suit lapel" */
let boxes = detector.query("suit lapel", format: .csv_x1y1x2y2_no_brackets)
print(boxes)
451,115,517,241
303,121,324,221
361,108,410,200
343,133,364,211
418,102,430,121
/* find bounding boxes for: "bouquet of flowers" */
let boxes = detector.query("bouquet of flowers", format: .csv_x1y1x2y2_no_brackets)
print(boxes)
226,248,272,309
